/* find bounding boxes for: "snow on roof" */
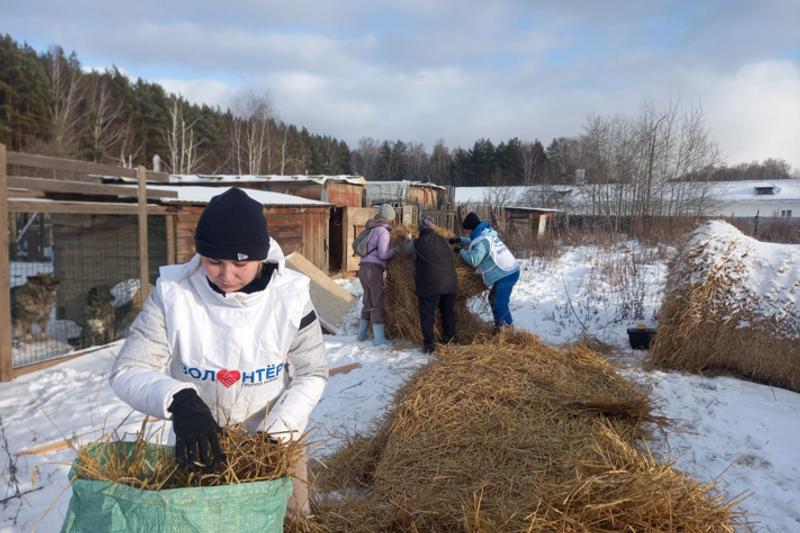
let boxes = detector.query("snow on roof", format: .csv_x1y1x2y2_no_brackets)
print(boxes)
167,174,366,186
455,180,800,205
708,179,800,201
454,185,573,204
501,205,561,212
148,185,330,206
365,180,447,191
103,175,366,186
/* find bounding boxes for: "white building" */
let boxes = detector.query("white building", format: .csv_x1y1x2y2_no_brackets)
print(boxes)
705,180,800,218
455,180,800,219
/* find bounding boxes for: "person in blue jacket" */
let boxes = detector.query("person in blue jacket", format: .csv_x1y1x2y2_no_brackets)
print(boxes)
451,212,520,331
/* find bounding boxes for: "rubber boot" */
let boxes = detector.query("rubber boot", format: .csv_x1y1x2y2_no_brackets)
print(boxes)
357,319,370,341
372,324,387,346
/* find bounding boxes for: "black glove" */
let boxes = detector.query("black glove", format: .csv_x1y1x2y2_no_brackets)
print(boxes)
168,389,225,471
448,237,461,244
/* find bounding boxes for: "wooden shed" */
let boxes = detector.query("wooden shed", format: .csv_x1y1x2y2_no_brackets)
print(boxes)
500,206,558,240
151,186,332,273
365,181,448,210
130,175,366,273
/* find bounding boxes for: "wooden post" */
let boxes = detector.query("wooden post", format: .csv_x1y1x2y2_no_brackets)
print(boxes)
165,214,176,265
0,145,12,382
137,166,150,303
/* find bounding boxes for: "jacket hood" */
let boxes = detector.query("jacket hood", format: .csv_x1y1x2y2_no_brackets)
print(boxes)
366,218,392,230
470,221,493,241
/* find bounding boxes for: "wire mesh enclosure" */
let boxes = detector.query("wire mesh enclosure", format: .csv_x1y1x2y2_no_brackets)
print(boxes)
8,212,166,369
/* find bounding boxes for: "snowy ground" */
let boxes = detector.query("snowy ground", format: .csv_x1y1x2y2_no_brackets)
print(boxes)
1,245,798,532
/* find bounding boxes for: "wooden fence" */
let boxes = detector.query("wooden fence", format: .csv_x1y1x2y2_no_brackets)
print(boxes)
0,145,175,381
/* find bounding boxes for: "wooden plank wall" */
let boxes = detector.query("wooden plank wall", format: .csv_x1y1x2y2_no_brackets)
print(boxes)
343,206,379,272
175,206,330,273
262,182,323,203
407,187,442,209
268,207,329,272
326,183,364,207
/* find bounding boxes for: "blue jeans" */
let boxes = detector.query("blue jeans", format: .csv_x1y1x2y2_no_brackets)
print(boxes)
489,270,520,327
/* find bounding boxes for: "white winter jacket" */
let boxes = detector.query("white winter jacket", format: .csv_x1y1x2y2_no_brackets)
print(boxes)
110,239,328,442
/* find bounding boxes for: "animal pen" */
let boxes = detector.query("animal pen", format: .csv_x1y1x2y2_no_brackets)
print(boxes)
0,146,174,381
0,150,342,381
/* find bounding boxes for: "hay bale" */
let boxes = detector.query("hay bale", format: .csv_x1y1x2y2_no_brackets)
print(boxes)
296,329,738,531
384,225,489,343
647,220,800,392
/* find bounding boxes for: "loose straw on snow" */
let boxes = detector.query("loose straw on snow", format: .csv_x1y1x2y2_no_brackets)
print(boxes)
290,330,741,532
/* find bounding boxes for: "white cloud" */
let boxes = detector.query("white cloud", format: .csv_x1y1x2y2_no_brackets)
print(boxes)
156,78,234,109
699,61,800,168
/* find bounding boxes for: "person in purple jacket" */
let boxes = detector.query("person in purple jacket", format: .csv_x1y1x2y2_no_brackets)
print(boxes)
357,203,396,346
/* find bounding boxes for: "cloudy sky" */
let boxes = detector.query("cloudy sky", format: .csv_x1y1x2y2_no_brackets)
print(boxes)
5,0,800,169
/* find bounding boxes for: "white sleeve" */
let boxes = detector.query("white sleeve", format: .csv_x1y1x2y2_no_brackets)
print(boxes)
262,299,328,441
109,287,195,419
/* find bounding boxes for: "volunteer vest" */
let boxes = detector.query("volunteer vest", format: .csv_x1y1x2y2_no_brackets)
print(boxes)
157,254,309,431
470,234,519,279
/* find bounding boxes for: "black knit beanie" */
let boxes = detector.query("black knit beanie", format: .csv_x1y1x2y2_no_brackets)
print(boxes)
195,187,269,261
462,212,481,230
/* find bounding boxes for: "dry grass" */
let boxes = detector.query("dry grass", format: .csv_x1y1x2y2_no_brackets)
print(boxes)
290,329,740,532
647,221,800,392
384,224,490,344
74,424,302,490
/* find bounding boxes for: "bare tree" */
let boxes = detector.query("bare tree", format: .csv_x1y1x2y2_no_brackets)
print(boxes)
406,142,428,180
164,97,204,174
574,102,721,221
117,119,139,169
430,140,450,184
229,91,274,175
85,74,124,162
45,46,84,155
278,124,301,175
352,137,380,178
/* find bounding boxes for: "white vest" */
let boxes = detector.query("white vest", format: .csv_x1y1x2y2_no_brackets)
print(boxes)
471,234,519,272
158,251,309,432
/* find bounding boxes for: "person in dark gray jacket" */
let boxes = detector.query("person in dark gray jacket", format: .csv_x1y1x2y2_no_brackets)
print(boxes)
413,216,458,354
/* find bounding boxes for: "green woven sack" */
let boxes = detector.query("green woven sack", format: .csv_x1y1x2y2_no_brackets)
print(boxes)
61,442,292,533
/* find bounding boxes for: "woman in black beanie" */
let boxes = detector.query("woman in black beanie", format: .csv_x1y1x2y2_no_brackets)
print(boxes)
452,211,520,331
109,187,327,518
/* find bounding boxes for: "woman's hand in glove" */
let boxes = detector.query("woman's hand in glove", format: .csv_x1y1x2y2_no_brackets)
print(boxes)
168,389,225,471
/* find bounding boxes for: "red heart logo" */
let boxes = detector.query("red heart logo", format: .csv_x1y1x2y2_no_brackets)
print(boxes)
217,369,241,388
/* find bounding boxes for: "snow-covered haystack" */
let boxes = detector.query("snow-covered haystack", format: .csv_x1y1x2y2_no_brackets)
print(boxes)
295,330,739,531
648,220,800,391
384,224,490,343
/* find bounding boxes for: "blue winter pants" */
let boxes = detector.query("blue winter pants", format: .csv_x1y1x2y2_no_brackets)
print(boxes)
489,270,520,327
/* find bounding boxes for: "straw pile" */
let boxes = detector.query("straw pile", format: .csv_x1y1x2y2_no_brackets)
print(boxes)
384,224,490,343
647,220,800,392
291,329,739,532
75,424,302,490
